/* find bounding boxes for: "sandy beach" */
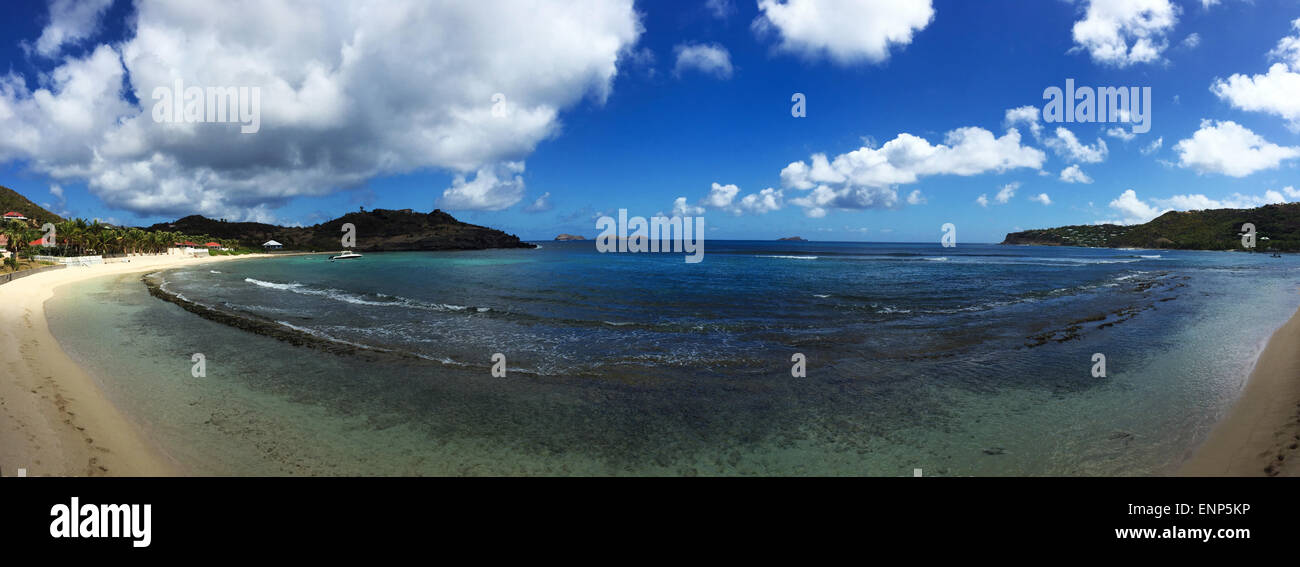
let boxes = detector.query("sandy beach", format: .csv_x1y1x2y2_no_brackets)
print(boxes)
0,253,275,477
2,249,1298,477
1181,302,1300,477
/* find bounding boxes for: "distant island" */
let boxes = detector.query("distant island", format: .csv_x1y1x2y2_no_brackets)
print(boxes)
554,234,586,241
1002,203,1300,251
777,236,807,242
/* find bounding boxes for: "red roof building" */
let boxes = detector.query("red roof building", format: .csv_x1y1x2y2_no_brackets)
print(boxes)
205,242,221,247
3,211,26,220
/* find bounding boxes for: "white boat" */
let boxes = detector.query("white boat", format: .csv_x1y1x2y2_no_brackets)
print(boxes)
330,251,363,261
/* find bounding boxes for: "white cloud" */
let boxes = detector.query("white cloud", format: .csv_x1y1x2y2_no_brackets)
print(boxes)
695,182,783,215
1060,164,1093,184
522,191,552,213
736,187,784,214
28,0,114,58
1273,20,1300,69
779,126,1044,217
1071,0,1179,67
1140,136,1163,155
0,0,643,219
995,182,1019,204
1211,20,1300,129
439,162,526,212
753,0,934,65
906,189,925,205
1004,105,1042,138
1106,126,1136,141
1154,192,1287,210
1102,189,1165,224
976,194,989,207
1212,64,1300,130
1030,193,1052,205
1097,188,1300,225
1175,120,1300,177
1045,127,1109,163
672,197,705,217
702,182,741,209
674,43,734,79
1182,32,1200,49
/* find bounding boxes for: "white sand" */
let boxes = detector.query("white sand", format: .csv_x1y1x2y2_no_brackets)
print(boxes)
0,253,275,477
3,252,1296,477
1181,304,1300,476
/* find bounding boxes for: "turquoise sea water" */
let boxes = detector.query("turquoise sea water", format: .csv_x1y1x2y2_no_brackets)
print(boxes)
46,242,1300,475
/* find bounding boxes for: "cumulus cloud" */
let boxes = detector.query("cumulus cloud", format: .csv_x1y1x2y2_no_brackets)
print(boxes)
688,182,783,215
28,0,114,58
975,194,989,207
1100,189,1165,224
1030,193,1052,205
995,182,1019,204
906,189,925,205
736,187,784,214
671,197,705,217
1211,19,1300,130
1174,120,1300,177
1060,164,1093,184
674,43,734,79
1004,105,1042,139
701,182,741,209
1182,32,1200,49
522,191,552,213
439,162,526,212
1045,128,1109,163
1097,188,1299,225
1106,126,1135,141
753,0,934,65
778,126,1044,217
0,0,642,220
1071,0,1179,67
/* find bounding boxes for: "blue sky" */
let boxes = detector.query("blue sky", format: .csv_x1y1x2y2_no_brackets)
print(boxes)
1,0,1298,242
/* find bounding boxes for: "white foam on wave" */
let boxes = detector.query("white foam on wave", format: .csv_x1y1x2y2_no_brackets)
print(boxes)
244,277,481,313
759,255,819,260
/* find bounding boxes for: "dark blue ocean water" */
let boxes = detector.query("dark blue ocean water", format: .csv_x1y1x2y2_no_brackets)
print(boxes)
47,241,1300,475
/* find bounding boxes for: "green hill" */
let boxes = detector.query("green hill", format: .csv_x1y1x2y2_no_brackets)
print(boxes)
0,185,64,225
146,208,534,252
1002,203,1300,251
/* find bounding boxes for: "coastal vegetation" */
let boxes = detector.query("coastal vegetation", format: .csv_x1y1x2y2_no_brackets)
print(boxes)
148,208,534,252
1002,203,1300,251
1,186,532,276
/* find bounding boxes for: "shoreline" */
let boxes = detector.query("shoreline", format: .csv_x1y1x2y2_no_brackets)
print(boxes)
1180,302,1300,476
0,253,279,477
4,250,1298,477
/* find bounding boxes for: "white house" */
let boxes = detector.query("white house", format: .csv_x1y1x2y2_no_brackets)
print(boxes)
262,240,283,250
